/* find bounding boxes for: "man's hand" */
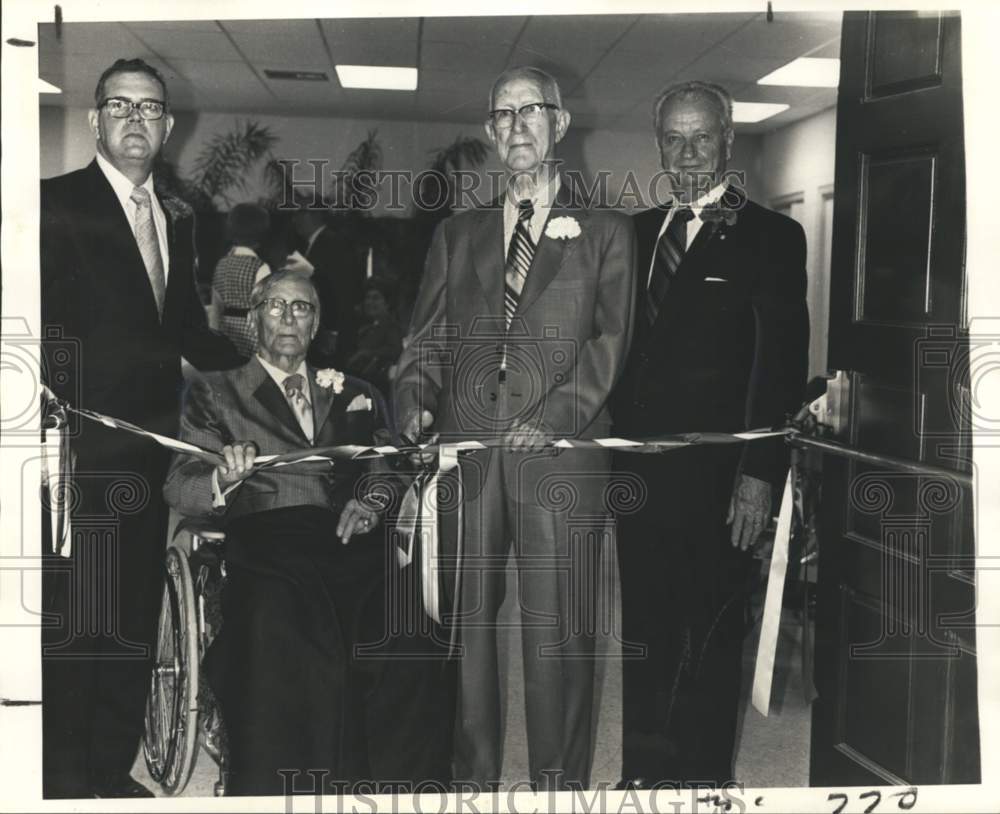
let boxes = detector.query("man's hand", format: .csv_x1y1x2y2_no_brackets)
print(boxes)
336,498,380,544
503,419,555,453
401,408,437,466
216,442,258,486
727,473,772,550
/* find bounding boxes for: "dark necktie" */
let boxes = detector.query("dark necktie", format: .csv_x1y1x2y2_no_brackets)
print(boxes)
645,206,694,326
282,373,314,442
504,199,536,327
130,186,167,319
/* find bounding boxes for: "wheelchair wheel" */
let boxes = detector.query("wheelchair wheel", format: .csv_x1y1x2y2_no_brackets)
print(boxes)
143,543,199,795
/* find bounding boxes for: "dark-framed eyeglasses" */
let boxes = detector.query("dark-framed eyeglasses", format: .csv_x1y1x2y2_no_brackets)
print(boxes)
254,298,317,318
488,102,560,129
99,97,167,120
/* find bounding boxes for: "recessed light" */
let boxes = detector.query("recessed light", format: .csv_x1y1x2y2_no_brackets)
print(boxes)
38,78,62,94
733,102,789,123
335,65,418,91
757,57,840,88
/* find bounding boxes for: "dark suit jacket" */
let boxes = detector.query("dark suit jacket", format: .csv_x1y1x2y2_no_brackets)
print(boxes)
395,185,636,447
306,226,367,363
40,159,242,439
613,188,809,489
163,358,395,522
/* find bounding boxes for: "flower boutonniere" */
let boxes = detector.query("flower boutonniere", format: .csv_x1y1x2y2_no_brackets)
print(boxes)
699,203,739,228
545,216,581,240
315,368,345,394
159,194,193,221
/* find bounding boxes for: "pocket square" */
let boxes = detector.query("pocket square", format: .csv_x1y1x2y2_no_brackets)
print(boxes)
347,395,373,412
704,276,728,282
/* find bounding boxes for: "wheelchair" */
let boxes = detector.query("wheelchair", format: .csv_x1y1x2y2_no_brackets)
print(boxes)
142,520,229,796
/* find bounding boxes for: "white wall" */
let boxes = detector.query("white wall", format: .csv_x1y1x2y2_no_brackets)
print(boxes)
756,106,838,380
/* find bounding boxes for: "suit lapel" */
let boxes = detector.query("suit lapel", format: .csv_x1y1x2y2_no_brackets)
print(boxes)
248,359,311,445
516,184,589,315
471,206,505,314
308,367,336,440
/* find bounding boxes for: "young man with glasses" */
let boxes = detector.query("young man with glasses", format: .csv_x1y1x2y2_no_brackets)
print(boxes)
39,57,242,798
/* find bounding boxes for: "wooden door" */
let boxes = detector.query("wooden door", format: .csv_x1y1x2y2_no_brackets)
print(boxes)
810,10,979,785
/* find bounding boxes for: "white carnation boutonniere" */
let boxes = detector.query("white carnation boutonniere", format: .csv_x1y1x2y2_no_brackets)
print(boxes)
315,368,345,394
545,216,581,240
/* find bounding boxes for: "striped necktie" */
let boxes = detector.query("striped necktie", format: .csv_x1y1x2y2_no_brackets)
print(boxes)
130,186,167,319
504,199,536,326
645,206,694,326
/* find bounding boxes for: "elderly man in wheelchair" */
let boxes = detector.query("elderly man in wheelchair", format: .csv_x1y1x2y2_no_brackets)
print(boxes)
155,270,453,796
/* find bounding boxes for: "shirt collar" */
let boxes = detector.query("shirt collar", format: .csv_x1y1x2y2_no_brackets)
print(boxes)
256,355,309,400
505,172,561,211
96,152,155,212
673,181,728,213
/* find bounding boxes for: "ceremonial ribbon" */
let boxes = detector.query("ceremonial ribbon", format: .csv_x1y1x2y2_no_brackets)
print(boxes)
38,386,797,692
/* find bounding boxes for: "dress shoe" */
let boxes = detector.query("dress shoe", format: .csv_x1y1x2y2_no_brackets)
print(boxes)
91,775,155,798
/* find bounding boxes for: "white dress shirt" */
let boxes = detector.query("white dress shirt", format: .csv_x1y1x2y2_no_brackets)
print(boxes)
503,173,561,255
646,181,730,288
96,152,170,281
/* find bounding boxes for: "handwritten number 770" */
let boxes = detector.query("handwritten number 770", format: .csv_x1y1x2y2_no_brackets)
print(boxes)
828,788,918,813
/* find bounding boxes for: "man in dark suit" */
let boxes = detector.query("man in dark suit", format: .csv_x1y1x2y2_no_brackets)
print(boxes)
612,80,809,788
39,58,242,798
394,66,635,790
291,207,366,368
164,271,451,795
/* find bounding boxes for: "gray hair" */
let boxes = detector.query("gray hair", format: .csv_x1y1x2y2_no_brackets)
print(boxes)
489,66,563,111
249,270,321,320
652,80,734,135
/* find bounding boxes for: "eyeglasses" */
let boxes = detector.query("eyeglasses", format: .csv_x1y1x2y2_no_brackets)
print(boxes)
99,97,167,120
254,298,317,318
488,102,560,129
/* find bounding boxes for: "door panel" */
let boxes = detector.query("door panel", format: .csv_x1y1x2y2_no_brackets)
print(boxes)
810,10,978,786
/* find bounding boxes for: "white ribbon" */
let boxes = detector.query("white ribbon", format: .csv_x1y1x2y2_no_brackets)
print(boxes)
751,466,796,716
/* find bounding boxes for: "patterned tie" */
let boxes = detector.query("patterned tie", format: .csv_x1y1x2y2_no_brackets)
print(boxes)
282,373,315,442
129,186,167,319
504,199,536,327
645,206,694,326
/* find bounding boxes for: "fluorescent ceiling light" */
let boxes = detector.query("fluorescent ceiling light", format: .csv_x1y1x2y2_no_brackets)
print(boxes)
38,78,62,94
335,65,417,91
757,57,840,88
733,102,789,123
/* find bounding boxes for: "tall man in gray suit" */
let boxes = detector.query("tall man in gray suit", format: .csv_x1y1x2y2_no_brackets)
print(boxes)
394,66,636,790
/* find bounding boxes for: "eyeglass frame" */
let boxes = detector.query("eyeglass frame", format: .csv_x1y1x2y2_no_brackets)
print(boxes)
487,102,561,129
253,298,318,319
97,96,169,121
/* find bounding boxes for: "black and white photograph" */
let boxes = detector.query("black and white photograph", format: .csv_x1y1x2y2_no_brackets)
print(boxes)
1,0,998,811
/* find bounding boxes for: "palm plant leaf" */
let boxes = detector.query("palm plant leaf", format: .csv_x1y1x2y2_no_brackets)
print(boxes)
190,120,279,205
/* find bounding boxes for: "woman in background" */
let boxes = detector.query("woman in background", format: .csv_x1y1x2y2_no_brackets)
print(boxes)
211,203,272,358
345,276,403,398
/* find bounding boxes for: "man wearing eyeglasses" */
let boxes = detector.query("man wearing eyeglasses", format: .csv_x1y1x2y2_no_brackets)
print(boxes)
163,270,452,795
40,58,242,798
395,66,636,790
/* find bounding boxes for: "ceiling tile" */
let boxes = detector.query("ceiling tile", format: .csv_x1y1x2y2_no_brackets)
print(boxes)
811,39,842,59
421,41,511,75
673,53,789,86
128,28,244,61
229,29,331,68
516,15,637,75
169,60,267,97
320,18,420,46
421,16,526,44
720,12,841,59
326,38,418,68
38,22,153,58
729,82,832,107
123,21,222,33
615,13,758,53
415,90,484,122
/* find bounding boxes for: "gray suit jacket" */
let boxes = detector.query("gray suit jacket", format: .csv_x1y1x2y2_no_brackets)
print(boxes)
395,185,637,445
164,358,394,521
